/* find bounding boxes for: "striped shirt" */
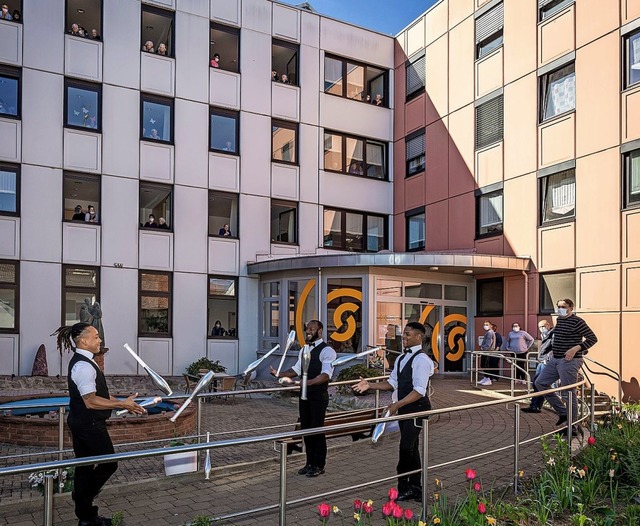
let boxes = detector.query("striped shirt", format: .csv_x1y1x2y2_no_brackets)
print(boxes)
552,314,597,359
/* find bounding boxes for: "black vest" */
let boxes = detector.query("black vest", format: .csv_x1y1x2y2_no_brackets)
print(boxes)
397,351,431,415
68,352,112,422
306,342,329,394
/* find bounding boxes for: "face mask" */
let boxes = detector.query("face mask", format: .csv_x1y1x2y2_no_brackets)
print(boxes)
512,327,520,332
483,325,490,330
539,328,548,336
557,308,568,316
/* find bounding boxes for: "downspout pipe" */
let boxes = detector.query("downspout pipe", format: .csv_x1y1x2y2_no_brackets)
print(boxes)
522,270,529,331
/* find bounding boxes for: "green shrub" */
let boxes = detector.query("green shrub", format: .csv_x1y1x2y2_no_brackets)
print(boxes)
335,364,380,395
186,357,226,376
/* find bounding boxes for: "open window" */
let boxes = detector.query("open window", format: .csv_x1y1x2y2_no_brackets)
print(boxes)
66,0,102,39
406,129,425,177
63,172,100,223
272,39,298,85
406,208,425,251
323,131,387,180
65,78,101,132
476,187,503,237
0,1,22,23
323,207,387,252
324,54,388,106
540,168,575,224
540,62,575,122
208,191,238,238
540,271,575,314
62,265,99,326
538,0,573,21
210,108,238,154
208,276,237,338
141,94,173,143
0,163,18,217
210,23,239,72
475,2,503,59
477,278,503,317
0,66,20,119
140,182,172,230
271,200,297,244
623,148,640,209
141,4,174,57
624,28,640,89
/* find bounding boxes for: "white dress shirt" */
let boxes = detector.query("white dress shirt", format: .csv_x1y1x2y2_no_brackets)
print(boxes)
388,344,434,397
291,339,337,378
70,349,99,396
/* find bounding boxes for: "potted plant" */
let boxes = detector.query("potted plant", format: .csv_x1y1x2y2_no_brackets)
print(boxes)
163,439,198,476
186,357,227,376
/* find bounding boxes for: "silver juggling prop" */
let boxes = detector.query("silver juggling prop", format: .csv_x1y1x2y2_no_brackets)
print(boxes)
115,396,162,416
371,410,391,443
331,347,381,367
169,370,214,422
300,345,311,401
124,343,173,396
242,344,279,376
204,431,211,480
275,330,297,376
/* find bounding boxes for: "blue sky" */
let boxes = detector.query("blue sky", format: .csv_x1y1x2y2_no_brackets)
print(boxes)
280,0,439,35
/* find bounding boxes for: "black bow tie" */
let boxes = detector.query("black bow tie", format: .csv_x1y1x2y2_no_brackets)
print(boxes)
404,348,412,354
309,342,315,348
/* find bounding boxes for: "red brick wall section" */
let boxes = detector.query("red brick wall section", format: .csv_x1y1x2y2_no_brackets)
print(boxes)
0,400,195,447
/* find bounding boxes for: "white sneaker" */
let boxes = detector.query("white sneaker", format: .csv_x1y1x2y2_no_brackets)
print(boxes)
483,378,493,386
478,377,492,386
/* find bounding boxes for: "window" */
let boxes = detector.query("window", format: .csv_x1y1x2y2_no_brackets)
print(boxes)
0,66,20,119
208,276,237,338
0,261,18,332
141,5,174,57
63,172,100,223
140,183,172,230
208,191,238,238
475,2,503,59
477,278,503,317
271,200,297,244
540,271,575,314
476,189,503,237
0,163,18,216
540,62,575,121
66,0,102,39
324,55,388,106
210,23,239,72
475,94,503,149
272,120,297,164
141,94,173,143
624,148,640,209
406,209,425,251
210,108,238,154
540,168,575,224
323,131,387,180
0,2,21,23
139,271,172,336
272,39,298,85
323,207,387,252
62,266,99,326
538,0,573,21
406,129,426,176
65,79,101,131
624,29,640,89
405,52,425,100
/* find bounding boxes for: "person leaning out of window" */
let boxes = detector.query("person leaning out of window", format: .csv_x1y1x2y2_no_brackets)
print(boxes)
85,205,98,223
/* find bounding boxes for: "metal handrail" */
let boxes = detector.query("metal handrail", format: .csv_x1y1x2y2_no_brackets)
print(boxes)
469,350,534,395
582,356,623,402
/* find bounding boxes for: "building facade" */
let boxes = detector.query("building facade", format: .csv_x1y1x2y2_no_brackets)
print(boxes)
0,0,638,399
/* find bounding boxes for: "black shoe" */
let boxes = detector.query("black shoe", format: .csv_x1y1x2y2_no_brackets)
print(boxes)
306,467,325,477
521,407,541,413
298,465,311,475
556,414,567,426
94,517,112,526
397,487,420,501
78,521,94,526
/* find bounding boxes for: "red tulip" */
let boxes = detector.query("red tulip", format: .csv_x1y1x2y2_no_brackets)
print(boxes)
473,482,481,492
392,505,403,519
382,502,393,517
353,499,362,510
363,502,373,514
388,487,399,501
465,468,477,480
404,508,414,520
588,436,596,446
478,502,487,514
318,503,330,518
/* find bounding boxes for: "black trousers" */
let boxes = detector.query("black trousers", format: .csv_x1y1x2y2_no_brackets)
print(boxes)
68,416,117,521
397,399,431,492
509,352,529,381
480,354,500,380
299,390,329,469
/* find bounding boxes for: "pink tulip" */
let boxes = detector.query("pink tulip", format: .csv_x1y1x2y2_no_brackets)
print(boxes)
388,487,399,501
318,503,330,518
382,502,393,517
392,505,403,519
588,436,596,446
353,499,362,510
478,502,487,514
474,482,481,492
465,468,477,480
404,508,414,520
363,502,373,514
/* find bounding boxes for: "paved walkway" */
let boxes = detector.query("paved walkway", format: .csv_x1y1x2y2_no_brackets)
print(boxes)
0,378,573,525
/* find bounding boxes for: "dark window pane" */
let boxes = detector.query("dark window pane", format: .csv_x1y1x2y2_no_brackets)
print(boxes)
208,191,238,237
477,279,503,316
345,212,363,252
445,285,467,301
367,215,385,251
142,99,172,142
210,24,239,72
405,282,442,299
627,149,640,206
210,112,237,153
366,141,385,179
271,201,296,243
67,86,99,129
63,173,100,222
407,212,425,250
140,184,171,229
272,40,298,85
141,7,173,57
0,74,19,117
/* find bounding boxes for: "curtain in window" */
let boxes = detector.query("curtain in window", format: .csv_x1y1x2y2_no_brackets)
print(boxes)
346,138,364,175
545,65,575,118
547,170,575,216
631,33,640,69
366,142,384,178
367,216,385,252
324,57,343,94
631,152,640,196
480,193,502,228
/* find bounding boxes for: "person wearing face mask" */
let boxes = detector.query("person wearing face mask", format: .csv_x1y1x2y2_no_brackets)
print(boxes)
478,320,498,386
503,323,534,384
521,319,554,413
535,299,597,436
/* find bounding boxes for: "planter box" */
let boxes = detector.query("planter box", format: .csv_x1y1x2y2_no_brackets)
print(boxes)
164,451,197,476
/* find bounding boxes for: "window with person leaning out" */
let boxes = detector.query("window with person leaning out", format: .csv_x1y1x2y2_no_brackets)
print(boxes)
218,223,231,237
143,214,169,229
211,320,226,337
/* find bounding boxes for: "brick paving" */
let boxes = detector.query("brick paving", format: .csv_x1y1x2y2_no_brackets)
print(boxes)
0,378,575,525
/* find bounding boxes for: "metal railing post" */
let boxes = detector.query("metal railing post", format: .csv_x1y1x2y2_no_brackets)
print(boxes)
197,396,203,464
57,406,65,493
590,383,596,433
279,441,288,526
421,418,429,522
513,405,520,494
375,390,380,413
43,473,54,526
510,359,515,397
567,391,573,450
